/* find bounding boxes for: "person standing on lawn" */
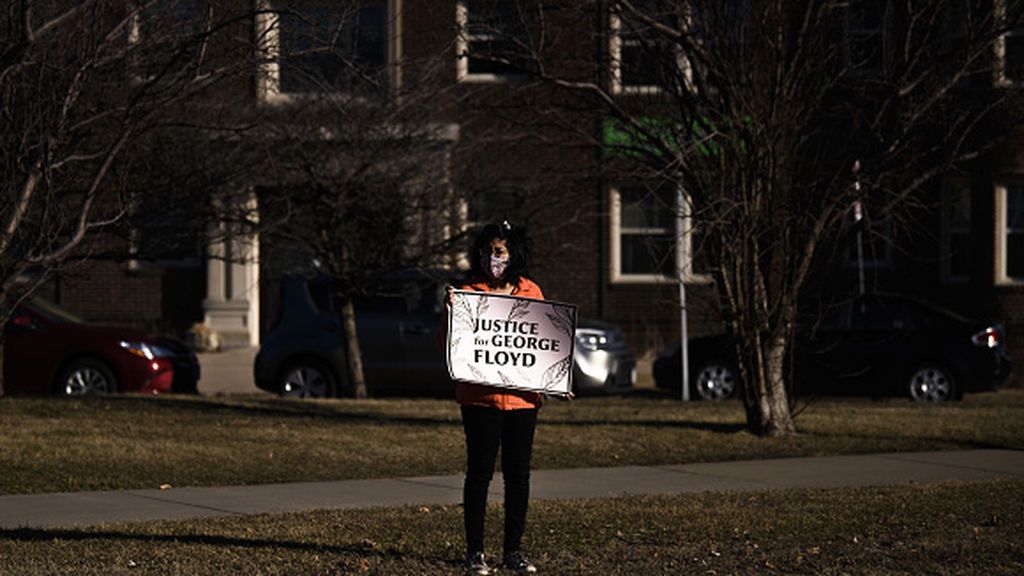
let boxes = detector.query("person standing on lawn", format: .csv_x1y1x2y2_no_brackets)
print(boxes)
448,220,543,576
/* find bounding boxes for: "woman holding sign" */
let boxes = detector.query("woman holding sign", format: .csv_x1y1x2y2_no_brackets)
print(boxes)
451,220,543,576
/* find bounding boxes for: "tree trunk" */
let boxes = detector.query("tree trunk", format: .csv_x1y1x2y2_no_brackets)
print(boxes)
0,333,5,396
339,296,368,399
741,333,797,436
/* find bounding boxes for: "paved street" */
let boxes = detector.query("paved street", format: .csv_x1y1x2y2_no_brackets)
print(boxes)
195,347,659,396
196,346,263,395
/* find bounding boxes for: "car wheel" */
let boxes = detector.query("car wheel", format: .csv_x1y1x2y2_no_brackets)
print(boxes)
279,361,336,399
908,364,957,402
57,359,117,396
693,359,739,401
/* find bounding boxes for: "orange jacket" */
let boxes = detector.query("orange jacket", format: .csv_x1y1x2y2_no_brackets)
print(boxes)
451,277,545,410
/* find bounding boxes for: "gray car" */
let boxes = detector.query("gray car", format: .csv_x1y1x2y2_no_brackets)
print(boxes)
254,273,636,397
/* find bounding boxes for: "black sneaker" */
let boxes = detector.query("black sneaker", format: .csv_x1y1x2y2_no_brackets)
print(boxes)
503,550,537,574
465,551,492,576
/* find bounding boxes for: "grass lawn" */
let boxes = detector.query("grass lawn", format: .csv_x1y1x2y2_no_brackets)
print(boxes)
0,479,1021,575
1,388,1022,495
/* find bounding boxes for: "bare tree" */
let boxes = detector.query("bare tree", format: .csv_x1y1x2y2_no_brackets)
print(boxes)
239,1,469,398
253,110,461,398
0,0,260,394
491,0,1021,434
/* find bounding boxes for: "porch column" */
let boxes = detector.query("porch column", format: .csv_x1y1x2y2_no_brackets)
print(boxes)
203,193,260,347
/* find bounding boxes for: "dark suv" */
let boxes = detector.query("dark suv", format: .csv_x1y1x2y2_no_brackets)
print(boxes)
654,293,1013,402
254,273,636,398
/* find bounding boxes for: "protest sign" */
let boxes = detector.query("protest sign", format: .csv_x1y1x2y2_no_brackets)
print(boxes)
446,290,577,396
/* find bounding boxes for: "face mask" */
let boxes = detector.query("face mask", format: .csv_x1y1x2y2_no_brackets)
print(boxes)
485,254,509,279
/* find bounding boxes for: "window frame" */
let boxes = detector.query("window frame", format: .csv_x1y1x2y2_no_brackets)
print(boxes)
941,178,972,284
994,0,1024,87
994,182,1024,285
842,0,888,76
608,184,711,284
255,0,399,104
127,0,207,83
607,3,691,95
455,0,532,83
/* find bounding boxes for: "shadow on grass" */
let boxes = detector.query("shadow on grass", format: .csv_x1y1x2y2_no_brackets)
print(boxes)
540,419,748,434
0,527,457,567
793,429,1019,451
43,395,464,428
30,394,753,434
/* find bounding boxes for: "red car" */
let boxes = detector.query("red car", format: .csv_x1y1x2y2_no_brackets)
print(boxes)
3,297,200,395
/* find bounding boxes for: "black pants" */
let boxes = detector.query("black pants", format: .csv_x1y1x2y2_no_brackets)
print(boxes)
461,405,539,556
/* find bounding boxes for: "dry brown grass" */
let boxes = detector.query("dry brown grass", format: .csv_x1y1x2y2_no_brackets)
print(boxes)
1,389,1022,495
0,480,1021,574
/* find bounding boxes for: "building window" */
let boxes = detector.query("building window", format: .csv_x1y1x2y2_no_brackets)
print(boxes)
995,0,1024,85
129,0,204,79
941,180,972,283
995,184,1024,284
608,1,686,94
456,0,532,82
843,0,887,75
257,1,391,101
609,184,709,283
463,187,524,232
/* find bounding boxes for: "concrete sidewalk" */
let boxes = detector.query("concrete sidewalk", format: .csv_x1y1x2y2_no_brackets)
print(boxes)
2,449,1022,530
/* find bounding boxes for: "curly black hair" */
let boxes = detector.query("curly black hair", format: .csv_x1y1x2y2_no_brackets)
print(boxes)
468,220,532,286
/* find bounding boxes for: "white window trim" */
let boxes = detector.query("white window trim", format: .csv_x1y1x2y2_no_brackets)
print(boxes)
608,8,691,95
994,0,1021,87
256,0,400,104
995,183,1024,285
127,0,209,83
455,0,527,83
609,185,711,284
842,1,885,76
941,179,972,284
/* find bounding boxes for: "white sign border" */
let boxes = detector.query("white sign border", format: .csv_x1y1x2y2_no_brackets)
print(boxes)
446,290,577,397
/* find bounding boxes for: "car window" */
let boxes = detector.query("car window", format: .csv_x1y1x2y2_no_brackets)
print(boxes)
818,301,852,331
905,299,964,327
352,280,421,314
307,279,335,314
346,273,451,315
355,294,407,313
26,297,84,324
410,281,446,315
851,297,907,331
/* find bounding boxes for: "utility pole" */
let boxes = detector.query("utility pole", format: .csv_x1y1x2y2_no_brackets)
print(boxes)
676,185,690,401
853,160,865,296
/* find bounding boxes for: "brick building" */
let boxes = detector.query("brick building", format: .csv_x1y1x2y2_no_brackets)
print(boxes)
47,1,1022,373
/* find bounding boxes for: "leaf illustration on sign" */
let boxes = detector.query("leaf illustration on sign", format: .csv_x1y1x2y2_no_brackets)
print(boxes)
540,356,572,391
474,295,490,328
468,364,487,382
545,308,575,338
507,298,531,321
498,370,515,388
452,294,475,332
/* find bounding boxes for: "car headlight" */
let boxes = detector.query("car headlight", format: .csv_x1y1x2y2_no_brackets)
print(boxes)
575,329,609,351
119,341,174,360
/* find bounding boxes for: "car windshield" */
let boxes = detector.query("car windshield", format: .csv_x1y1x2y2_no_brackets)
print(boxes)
27,296,84,324
905,298,970,325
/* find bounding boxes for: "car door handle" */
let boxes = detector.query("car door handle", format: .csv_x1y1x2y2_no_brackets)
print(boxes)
403,324,429,335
